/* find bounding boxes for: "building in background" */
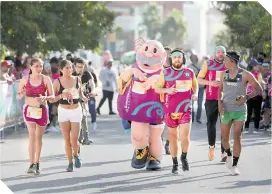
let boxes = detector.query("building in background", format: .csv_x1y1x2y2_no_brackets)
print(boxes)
105,1,184,59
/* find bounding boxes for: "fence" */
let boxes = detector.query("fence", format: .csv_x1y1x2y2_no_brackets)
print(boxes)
0,80,25,139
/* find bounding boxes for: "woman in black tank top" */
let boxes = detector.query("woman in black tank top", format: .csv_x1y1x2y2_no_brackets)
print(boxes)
50,60,88,172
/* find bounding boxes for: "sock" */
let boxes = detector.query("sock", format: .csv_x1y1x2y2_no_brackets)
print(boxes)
233,156,239,166
209,145,215,149
172,157,178,165
165,139,169,146
225,148,232,156
181,152,187,159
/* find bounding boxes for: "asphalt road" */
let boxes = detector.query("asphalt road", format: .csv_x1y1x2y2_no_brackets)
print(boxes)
0,81,271,194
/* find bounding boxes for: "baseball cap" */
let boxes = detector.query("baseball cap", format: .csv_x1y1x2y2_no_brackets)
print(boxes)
249,59,261,67
1,60,12,68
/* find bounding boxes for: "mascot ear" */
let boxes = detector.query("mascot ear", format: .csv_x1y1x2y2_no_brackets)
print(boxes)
134,37,146,51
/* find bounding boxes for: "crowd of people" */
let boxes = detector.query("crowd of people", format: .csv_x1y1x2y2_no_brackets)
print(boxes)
0,45,271,177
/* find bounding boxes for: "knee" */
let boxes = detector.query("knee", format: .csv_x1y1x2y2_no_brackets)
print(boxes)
168,131,178,141
181,135,190,143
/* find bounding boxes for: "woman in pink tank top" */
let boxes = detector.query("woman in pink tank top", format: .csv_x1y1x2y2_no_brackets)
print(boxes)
17,57,55,175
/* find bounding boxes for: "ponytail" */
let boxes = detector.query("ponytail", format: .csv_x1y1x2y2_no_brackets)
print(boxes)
29,69,32,74
60,71,63,76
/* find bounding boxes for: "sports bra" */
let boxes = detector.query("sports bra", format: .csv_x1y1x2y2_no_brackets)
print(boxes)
57,77,80,104
25,75,47,97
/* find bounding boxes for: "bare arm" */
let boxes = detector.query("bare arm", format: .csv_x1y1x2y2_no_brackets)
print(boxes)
48,79,61,103
44,76,55,100
197,60,209,85
245,71,263,99
218,71,225,101
192,73,199,96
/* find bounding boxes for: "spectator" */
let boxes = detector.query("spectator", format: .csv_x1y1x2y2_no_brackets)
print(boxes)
0,60,16,84
22,56,32,77
96,59,118,115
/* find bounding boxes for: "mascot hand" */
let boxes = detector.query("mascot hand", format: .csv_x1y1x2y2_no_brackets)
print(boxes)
132,68,147,81
142,75,159,90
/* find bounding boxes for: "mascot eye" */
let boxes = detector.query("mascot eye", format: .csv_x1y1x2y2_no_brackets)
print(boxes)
153,48,157,53
145,46,148,51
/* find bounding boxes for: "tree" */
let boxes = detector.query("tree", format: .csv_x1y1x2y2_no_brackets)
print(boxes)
160,9,187,48
217,1,271,56
140,4,187,47
140,3,162,40
1,2,115,55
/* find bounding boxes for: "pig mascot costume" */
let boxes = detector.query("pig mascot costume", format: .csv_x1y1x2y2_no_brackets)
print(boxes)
117,39,167,170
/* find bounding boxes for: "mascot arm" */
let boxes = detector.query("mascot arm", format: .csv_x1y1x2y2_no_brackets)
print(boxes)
118,66,133,95
154,70,166,102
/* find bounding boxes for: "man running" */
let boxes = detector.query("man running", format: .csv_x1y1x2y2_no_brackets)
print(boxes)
155,48,198,174
219,51,262,175
197,46,227,162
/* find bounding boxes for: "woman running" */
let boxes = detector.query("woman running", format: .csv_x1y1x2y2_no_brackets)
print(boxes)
17,57,54,175
50,59,88,172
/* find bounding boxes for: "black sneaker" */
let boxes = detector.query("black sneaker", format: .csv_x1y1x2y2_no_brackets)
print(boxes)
34,163,40,175
96,109,101,115
196,120,202,124
109,112,116,115
27,164,36,174
164,143,171,155
181,158,189,171
172,164,179,174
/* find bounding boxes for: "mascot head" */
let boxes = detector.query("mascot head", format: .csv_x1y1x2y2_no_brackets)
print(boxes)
135,39,166,73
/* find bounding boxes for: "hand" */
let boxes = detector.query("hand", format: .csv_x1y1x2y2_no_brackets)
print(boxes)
61,92,71,99
132,68,147,81
209,81,220,87
36,94,47,103
166,85,177,94
192,94,198,101
17,88,26,99
235,95,247,105
82,96,88,103
218,101,224,115
142,75,160,90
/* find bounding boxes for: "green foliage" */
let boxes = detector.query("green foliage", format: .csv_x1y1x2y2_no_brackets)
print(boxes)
141,4,187,47
1,2,115,55
217,1,271,56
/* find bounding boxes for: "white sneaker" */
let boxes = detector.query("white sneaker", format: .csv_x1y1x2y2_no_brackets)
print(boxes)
92,122,97,131
225,156,233,169
231,166,240,176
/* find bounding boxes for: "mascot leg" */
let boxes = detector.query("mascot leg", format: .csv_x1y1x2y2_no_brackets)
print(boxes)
131,121,149,169
146,124,164,170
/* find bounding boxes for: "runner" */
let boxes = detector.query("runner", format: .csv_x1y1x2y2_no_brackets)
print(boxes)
219,51,262,175
50,59,88,172
162,46,172,155
17,57,54,175
197,46,227,162
155,48,198,174
73,57,96,145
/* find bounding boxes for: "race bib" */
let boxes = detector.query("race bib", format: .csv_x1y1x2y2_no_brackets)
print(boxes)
216,71,223,81
176,80,192,92
27,107,42,119
132,81,146,94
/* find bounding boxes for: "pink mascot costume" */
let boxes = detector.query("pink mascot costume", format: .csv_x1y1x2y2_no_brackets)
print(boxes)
117,39,167,170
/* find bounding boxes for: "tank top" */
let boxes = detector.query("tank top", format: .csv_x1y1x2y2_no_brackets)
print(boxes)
163,67,194,114
25,75,47,97
58,77,80,104
222,68,246,112
205,59,226,100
